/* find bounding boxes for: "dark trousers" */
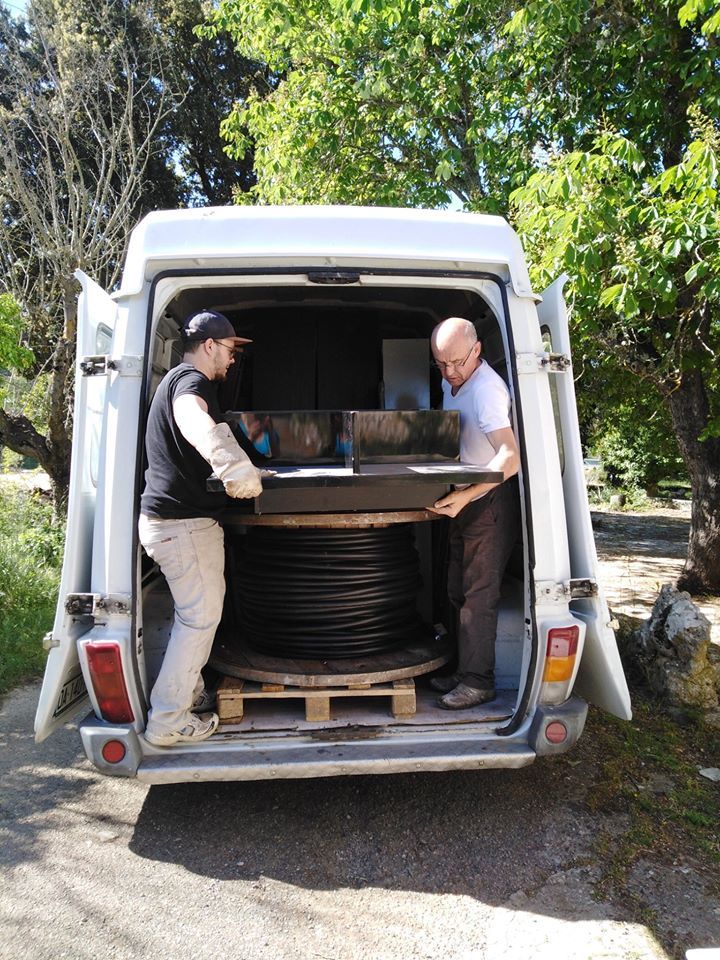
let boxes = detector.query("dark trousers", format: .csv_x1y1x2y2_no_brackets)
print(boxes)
447,476,521,690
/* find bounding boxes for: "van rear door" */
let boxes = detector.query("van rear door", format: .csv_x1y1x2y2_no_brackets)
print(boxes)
34,272,117,742
536,275,632,720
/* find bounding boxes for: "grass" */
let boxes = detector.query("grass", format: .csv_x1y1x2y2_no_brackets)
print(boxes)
563,691,720,906
0,484,64,696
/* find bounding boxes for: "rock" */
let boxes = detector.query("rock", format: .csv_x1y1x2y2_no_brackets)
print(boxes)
609,493,626,509
624,584,719,710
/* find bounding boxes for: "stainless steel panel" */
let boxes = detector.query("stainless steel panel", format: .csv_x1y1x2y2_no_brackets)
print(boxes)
224,409,461,465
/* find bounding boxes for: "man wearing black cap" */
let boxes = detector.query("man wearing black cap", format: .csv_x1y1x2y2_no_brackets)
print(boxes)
139,310,267,746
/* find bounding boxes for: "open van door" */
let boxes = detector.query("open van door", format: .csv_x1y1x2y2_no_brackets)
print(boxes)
34,272,117,741
536,275,632,720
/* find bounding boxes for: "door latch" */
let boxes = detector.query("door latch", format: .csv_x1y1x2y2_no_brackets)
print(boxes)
65,593,131,618
79,355,143,377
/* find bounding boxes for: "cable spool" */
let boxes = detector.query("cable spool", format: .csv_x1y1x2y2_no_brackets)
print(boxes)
235,525,424,659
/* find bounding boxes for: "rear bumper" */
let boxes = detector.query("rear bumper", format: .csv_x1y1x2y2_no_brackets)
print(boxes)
79,696,589,782
137,734,535,783
79,717,536,782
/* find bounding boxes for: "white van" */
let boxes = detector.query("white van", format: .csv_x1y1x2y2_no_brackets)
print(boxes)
34,205,631,782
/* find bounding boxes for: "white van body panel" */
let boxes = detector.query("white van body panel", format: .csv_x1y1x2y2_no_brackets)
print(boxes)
119,206,536,300
536,276,632,721
91,301,144,596
36,206,631,775
34,272,117,741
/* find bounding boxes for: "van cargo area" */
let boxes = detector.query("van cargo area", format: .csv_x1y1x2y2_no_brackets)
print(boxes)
140,279,528,744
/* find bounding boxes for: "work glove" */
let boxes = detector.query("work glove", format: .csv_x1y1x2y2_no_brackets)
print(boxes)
194,422,266,499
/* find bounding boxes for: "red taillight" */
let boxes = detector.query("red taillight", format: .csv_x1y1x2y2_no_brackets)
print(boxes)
543,625,580,682
546,626,579,658
85,643,134,723
101,740,127,763
545,721,568,744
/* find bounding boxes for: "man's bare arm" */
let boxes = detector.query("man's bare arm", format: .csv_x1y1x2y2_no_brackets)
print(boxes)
428,426,520,519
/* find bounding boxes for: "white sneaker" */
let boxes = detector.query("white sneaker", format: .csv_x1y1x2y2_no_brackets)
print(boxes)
144,711,219,747
191,688,217,712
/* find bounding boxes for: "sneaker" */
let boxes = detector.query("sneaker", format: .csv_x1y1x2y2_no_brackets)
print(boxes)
437,684,496,710
144,711,219,746
191,688,217,712
429,673,460,693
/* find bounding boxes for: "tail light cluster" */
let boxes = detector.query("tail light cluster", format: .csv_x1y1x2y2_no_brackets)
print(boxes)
85,642,134,724
540,624,580,705
543,625,579,681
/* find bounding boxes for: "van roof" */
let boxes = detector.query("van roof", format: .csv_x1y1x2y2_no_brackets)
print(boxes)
120,205,535,299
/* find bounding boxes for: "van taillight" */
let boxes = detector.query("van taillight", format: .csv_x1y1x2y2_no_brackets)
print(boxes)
85,643,134,723
543,626,579,682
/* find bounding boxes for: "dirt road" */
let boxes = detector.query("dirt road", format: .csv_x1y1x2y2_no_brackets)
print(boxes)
1,504,718,960
592,500,720,642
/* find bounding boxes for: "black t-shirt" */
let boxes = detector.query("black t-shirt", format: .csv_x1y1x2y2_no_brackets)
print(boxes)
140,363,230,519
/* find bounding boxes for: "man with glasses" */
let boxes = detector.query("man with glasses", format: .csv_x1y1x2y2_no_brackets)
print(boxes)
428,316,521,709
139,310,268,745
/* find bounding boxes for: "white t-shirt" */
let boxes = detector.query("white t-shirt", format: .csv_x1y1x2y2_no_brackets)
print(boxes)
442,360,512,467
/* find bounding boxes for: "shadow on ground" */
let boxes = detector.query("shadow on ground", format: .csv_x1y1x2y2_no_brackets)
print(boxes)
128,763,587,898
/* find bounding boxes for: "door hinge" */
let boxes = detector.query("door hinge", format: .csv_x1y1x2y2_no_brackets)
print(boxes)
65,593,132,618
516,351,571,374
569,578,599,599
79,355,143,377
542,352,571,372
535,579,599,601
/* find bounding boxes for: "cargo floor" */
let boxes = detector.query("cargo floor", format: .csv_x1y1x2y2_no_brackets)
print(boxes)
217,685,516,733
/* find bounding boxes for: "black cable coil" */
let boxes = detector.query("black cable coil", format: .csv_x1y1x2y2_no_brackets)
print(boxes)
235,525,424,659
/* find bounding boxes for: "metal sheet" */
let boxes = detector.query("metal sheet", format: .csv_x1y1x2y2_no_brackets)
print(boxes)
225,409,461,465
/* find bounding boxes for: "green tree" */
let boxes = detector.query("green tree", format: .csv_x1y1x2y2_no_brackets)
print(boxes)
0,294,33,374
0,0,263,506
153,0,269,204
209,0,720,593
504,0,720,593
206,0,720,209
205,0,534,208
511,126,720,592
0,0,182,503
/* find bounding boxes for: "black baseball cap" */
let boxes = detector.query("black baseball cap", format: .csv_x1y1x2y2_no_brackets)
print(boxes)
181,310,252,345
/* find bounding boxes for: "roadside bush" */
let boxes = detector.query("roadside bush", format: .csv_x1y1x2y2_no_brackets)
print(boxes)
0,486,63,694
578,366,687,496
591,419,683,493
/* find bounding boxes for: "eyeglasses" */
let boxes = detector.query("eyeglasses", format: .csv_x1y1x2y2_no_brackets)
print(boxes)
433,345,475,371
213,340,242,358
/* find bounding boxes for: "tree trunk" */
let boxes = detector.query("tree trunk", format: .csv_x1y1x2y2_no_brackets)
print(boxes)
666,369,720,595
0,288,76,514
43,282,79,511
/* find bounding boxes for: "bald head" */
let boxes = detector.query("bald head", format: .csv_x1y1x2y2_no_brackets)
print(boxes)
431,317,478,354
431,318,481,389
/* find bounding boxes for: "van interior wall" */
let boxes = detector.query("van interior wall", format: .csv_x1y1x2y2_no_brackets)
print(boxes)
141,282,525,703
162,284,508,412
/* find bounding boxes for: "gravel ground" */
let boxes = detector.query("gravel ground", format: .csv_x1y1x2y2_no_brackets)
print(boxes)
0,682,686,960
1,502,719,960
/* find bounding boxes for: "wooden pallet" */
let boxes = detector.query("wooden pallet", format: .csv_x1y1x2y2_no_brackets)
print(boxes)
217,675,416,723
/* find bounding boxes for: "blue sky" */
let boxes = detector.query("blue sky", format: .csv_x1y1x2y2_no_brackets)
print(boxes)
3,0,27,14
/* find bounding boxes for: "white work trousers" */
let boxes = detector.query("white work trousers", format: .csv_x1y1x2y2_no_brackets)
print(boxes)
138,514,225,735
